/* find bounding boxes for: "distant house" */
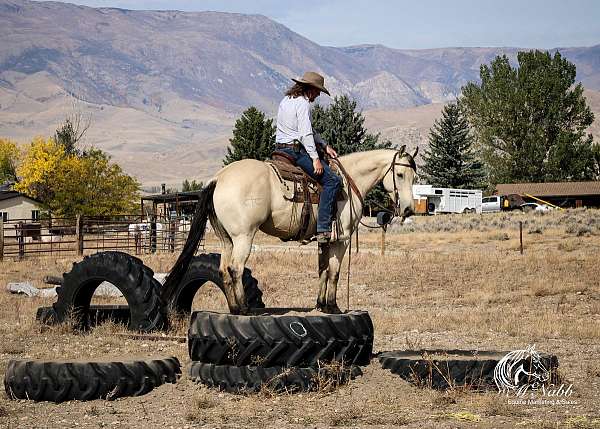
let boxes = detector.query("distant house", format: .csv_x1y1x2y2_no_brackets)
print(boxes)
495,181,600,208
0,191,44,223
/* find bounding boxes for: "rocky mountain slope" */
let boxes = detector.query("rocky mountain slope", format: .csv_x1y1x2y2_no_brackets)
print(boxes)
1,0,599,186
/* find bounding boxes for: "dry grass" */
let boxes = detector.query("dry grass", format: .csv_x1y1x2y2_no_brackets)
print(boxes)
0,208,599,427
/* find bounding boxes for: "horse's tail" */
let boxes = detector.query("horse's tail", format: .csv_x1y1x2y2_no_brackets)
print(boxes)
161,180,217,303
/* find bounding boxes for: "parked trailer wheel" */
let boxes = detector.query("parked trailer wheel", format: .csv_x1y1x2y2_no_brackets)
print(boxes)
4,356,181,403
169,253,264,313
51,252,167,332
188,361,362,393
188,310,374,367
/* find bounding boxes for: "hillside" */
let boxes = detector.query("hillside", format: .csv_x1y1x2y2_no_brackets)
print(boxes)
1,0,599,186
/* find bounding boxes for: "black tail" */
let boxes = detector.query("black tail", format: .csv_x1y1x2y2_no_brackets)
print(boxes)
162,180,217,302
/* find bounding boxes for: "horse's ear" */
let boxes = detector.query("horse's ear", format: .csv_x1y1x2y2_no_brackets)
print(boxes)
398,144,406,154
412,147,419,158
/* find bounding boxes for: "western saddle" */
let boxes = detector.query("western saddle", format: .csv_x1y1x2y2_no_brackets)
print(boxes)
266,149,341,242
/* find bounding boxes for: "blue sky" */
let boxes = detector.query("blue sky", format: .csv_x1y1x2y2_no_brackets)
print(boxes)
44,0,600,49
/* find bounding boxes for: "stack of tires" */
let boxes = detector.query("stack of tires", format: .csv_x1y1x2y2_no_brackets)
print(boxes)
187,310,374,393
36,252,266,331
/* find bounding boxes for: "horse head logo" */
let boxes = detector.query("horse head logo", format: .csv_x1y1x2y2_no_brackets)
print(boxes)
494,345,550,393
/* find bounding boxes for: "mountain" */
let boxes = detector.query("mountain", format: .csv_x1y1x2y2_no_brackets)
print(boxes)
1,0,599,186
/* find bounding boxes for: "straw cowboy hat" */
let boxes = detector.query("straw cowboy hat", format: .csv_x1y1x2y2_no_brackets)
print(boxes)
292,71,330,96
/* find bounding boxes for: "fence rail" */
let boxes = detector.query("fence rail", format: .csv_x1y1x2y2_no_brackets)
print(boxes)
0,215,197,260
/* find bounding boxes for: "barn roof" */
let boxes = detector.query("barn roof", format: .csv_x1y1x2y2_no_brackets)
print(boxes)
0,191,43,204
496,181,600,197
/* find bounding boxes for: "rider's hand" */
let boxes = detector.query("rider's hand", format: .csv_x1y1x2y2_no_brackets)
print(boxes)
326,145,338,159
313,158,324,175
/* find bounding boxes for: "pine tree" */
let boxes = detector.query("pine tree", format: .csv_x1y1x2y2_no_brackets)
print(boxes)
421,102,485,189
312,95,392,156
182,179,203,192
223,107,275,165
312,95,393,213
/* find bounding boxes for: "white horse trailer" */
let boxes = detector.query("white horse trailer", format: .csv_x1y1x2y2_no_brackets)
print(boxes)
413,185,482,214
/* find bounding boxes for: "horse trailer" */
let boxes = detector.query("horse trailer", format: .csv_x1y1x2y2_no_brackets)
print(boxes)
413,185,482,214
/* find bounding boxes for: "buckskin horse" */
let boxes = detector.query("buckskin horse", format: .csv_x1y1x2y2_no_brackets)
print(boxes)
162,146,418,314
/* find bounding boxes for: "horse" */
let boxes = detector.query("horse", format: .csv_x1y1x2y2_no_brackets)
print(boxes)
162,146,418,315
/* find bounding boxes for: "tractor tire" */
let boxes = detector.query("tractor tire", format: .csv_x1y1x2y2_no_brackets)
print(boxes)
4,356,181,403
188,310,374,367
37,305,131,327
379,350,559,389
169,253,264,313
52,252,167,332
187,361,362,393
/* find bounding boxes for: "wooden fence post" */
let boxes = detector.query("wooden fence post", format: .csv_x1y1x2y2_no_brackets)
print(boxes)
519,221,523,255
76,215,84,256
380,225,387,256
17,221,24,260
150,215,157,254
0,218,4,261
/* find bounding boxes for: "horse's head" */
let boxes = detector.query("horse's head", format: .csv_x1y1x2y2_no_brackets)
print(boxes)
382,145,418,220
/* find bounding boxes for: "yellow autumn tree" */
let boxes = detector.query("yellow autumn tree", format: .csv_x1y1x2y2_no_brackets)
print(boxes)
15,137,140,217
0,138,20,184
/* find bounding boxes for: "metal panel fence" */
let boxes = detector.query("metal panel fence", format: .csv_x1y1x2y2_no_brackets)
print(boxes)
0,215,197,260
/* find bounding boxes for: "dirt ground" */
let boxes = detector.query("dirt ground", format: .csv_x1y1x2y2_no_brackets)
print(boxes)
0,209,599,428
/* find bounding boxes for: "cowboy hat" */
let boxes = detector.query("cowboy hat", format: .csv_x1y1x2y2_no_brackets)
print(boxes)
292,71,330,96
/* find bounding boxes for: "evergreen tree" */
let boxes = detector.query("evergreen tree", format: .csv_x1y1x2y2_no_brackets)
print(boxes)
182,179,203,192
312,95,392,155
312,95,394,213
461,50,598,184
420,102,485,189
223,107,275,165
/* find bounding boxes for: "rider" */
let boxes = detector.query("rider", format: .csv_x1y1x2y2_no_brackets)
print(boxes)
275,71,340,243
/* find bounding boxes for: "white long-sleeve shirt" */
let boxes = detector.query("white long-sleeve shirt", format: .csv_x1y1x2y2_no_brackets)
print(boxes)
275,95,327,159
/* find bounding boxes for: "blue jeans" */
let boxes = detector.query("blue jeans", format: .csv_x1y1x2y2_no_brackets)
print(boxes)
279,147,341,233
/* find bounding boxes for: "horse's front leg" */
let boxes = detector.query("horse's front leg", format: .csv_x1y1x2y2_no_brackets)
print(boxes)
316,241,330,311
324,240,349,314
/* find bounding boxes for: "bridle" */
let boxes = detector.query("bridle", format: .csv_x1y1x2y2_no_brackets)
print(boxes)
382,150,417,218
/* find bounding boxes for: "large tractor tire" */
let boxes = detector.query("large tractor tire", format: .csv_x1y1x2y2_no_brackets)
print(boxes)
169,253,264,313
188,361,362,393
188,310,374,367
379,349,559,389
4,356,181,403
52,252,167,332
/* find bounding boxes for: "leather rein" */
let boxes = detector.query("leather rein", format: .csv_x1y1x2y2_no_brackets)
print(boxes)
330,150,416,230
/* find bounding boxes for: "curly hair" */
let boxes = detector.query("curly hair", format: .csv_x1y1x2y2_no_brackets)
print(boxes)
285,82,310,98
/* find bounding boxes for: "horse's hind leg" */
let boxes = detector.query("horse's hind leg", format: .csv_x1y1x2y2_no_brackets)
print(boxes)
219,237,238,313
227,233,255,315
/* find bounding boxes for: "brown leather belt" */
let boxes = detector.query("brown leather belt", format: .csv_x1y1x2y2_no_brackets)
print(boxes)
276,141,301,152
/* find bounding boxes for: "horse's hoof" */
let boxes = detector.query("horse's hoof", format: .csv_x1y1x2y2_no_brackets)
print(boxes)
318,304,342,314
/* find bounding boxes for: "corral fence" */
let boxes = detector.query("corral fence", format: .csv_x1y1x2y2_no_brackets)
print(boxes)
0,215,199,260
